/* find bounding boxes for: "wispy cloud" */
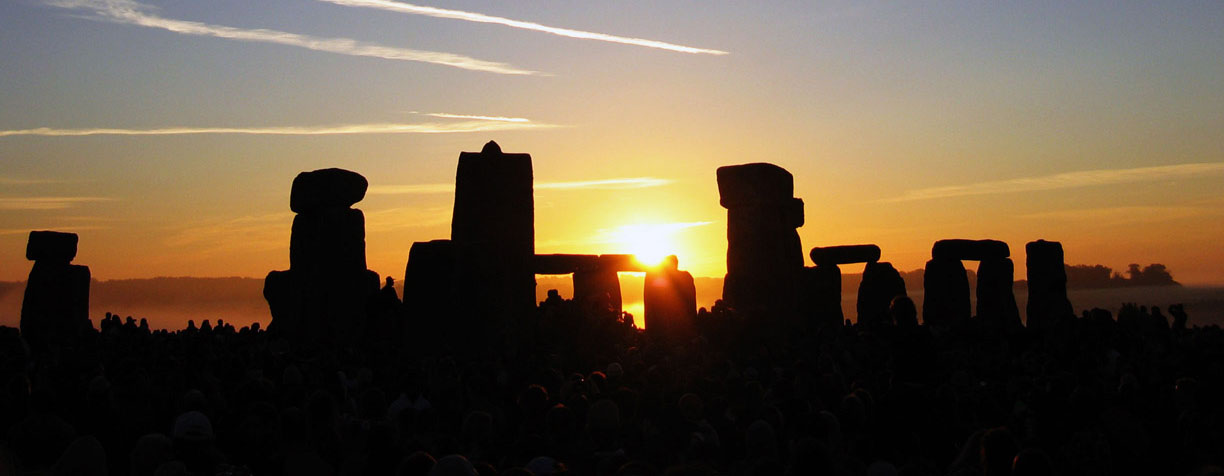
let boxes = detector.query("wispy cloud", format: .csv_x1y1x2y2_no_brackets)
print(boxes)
315,0,729,55
368,177,671,195
0,197,116,210
416,112,529,123
0,120,558,138
882,162,1224,202
45,0,539,75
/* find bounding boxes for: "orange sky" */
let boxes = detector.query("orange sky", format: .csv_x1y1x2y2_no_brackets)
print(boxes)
2,2,1222,284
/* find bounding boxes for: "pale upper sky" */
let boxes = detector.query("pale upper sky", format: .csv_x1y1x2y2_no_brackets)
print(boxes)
2,0,1222,283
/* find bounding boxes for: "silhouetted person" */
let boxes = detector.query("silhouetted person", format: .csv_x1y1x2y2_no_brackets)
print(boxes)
644,256,697,341
890,296,918,329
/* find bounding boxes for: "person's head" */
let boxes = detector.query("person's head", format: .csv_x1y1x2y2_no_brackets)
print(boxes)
890,296,918,328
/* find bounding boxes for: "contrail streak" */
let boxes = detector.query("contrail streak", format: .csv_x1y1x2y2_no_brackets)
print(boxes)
0,121,558,137
315,0,729,55
882,162,1224,202
46,0,538,75
419,113,530,123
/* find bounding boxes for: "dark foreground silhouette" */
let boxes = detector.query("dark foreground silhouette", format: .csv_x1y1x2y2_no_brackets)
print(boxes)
0,299,1219,475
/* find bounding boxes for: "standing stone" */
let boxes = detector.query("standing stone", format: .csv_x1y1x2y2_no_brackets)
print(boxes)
1026,240,1073,328
976,258,1021,329
922,258,970,326
21,231,91,353
264,168,380,348
404,240,457,314
290,208,366,274
800,264,843,328
451,141,536,321
644,256,696,340
574,269,622,315
858,262,907,327
717,163,804,318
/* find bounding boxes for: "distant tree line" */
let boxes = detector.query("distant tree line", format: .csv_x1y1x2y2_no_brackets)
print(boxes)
1065,263,1179,289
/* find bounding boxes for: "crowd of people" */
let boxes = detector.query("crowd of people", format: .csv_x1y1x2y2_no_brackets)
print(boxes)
0,293,1221,476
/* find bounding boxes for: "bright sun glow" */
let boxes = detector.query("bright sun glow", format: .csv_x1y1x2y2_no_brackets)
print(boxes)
607,222,712,268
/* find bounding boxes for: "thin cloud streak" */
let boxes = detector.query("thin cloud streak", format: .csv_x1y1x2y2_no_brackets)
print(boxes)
883,162,1224,202
315,0,729,55
420,113,529,123
0,121,558,138
368,177,671,195
46,0,538,75
0,197,116,210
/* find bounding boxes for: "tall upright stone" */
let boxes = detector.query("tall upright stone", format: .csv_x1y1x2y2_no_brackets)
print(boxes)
21,231,92,353
644,256,696,340
717,163,804,319
799,264,842,328
264,168,380,348
858,261,907,327
1026,240,1073,329
403,240,456,320
976,258,1021,329
922,258,970,326
451,141,536,321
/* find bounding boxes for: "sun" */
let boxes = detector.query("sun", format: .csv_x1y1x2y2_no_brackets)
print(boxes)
609,223,684,268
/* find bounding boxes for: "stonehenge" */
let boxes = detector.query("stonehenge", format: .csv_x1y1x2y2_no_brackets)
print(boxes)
800,244,906,328
717,163,805,318
1026,240,1074,329
21,231,92,352
451,141,537,321
264,168,381,348
922,239,1019,328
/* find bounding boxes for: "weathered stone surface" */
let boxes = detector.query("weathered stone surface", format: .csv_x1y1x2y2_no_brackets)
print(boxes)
858,261,907,326
289,168,368,213
21,262,91,350
264,268,379,347
1026,240,1073,328
922,258,970,326
533,254,600,275
574,269,622,314
976,258,1020,329
932,239,1010,261
799,264,842,328
810,245,881,266
263,270,303,337
403,240,456,314
290,208,366,274
26,231,78,263
716,163,795,208
644,258,696,340
451,141,535,317
723,204,804,314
